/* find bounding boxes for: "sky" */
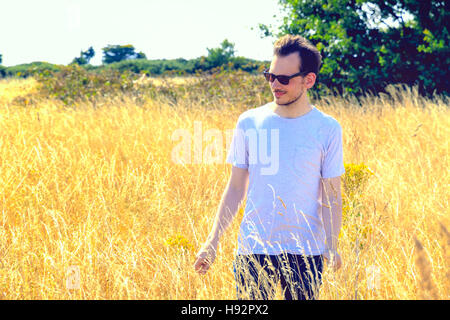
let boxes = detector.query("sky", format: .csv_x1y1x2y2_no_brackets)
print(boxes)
0,0,284,67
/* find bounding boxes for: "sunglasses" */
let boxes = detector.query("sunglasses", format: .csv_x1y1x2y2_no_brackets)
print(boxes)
263,69,308,85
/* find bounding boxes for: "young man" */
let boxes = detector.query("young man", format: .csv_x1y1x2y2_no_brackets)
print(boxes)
194,34,345,300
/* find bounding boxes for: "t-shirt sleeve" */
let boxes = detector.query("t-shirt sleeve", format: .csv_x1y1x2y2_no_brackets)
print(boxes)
321,122,345,178
226,116,249,169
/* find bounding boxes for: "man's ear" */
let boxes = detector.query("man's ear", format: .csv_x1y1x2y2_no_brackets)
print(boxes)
304,73,317,89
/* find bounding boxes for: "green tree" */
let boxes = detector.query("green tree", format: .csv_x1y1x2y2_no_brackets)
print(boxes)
102,44,147,64
260,0,449,96
71,46,95,65
0,53,4,77
206,39,236,68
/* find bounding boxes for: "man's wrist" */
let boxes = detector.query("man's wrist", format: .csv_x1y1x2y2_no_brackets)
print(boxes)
206,233,219,248
325,245,338,253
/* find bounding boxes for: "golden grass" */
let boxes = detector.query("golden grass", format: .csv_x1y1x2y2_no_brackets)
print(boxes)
0,78,448,299
0,77,38,105
144,75,199,87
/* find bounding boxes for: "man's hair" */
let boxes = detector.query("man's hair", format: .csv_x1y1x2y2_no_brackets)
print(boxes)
273,34,322,76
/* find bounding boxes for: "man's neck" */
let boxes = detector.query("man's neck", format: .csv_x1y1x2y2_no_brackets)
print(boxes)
270,97,313,119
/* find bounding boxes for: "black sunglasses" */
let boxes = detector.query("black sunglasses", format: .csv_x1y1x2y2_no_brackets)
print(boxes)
263,69,308,85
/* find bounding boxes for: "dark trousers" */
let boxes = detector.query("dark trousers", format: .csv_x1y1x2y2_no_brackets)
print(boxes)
233,253,324,300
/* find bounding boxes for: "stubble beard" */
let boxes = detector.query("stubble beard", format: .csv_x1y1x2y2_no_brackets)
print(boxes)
276,89,305,107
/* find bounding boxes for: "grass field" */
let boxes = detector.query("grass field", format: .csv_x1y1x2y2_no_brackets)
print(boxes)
0,76,448,299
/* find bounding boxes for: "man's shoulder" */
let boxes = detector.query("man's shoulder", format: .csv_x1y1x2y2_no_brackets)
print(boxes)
313,106,343,130
239,103,270,119
235,103,271,125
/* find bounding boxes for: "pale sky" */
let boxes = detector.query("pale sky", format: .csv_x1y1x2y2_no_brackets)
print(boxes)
0,0,284,67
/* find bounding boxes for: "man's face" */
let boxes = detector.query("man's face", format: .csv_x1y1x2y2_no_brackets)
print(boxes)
268,52,306,106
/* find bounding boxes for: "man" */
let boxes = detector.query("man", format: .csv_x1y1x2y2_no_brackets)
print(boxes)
194,34,345,300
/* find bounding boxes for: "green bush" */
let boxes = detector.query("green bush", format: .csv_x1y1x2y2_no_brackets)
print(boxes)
4,62,63,78
175,68,272,106
34,64,148,106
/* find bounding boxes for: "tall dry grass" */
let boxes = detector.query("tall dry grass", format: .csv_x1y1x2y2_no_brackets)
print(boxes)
0,76,448,299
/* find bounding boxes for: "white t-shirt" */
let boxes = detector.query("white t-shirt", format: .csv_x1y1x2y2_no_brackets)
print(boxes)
226,102,345,256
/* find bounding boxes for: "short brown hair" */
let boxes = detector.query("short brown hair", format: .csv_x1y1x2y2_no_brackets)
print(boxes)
273,34,322,75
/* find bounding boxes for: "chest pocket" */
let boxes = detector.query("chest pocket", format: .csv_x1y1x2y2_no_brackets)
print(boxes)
293,145,322,175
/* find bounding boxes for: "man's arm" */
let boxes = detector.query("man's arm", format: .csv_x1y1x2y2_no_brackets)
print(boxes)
194,165,249,274
321,176,343,270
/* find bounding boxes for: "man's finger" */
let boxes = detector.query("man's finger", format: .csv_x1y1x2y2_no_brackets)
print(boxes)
197,263,209,275
335,258,342,270
194,259,210,274
194,259,204,272
194,260,205,271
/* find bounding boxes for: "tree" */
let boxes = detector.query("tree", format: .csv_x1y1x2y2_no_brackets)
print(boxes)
71,46,95,65
206,39,236,68
260,0,449,96
0,53,4,78
102,44,147,64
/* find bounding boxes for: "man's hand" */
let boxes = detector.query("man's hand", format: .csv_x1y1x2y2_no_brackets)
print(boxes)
322,249,342,271
194,242,217,275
